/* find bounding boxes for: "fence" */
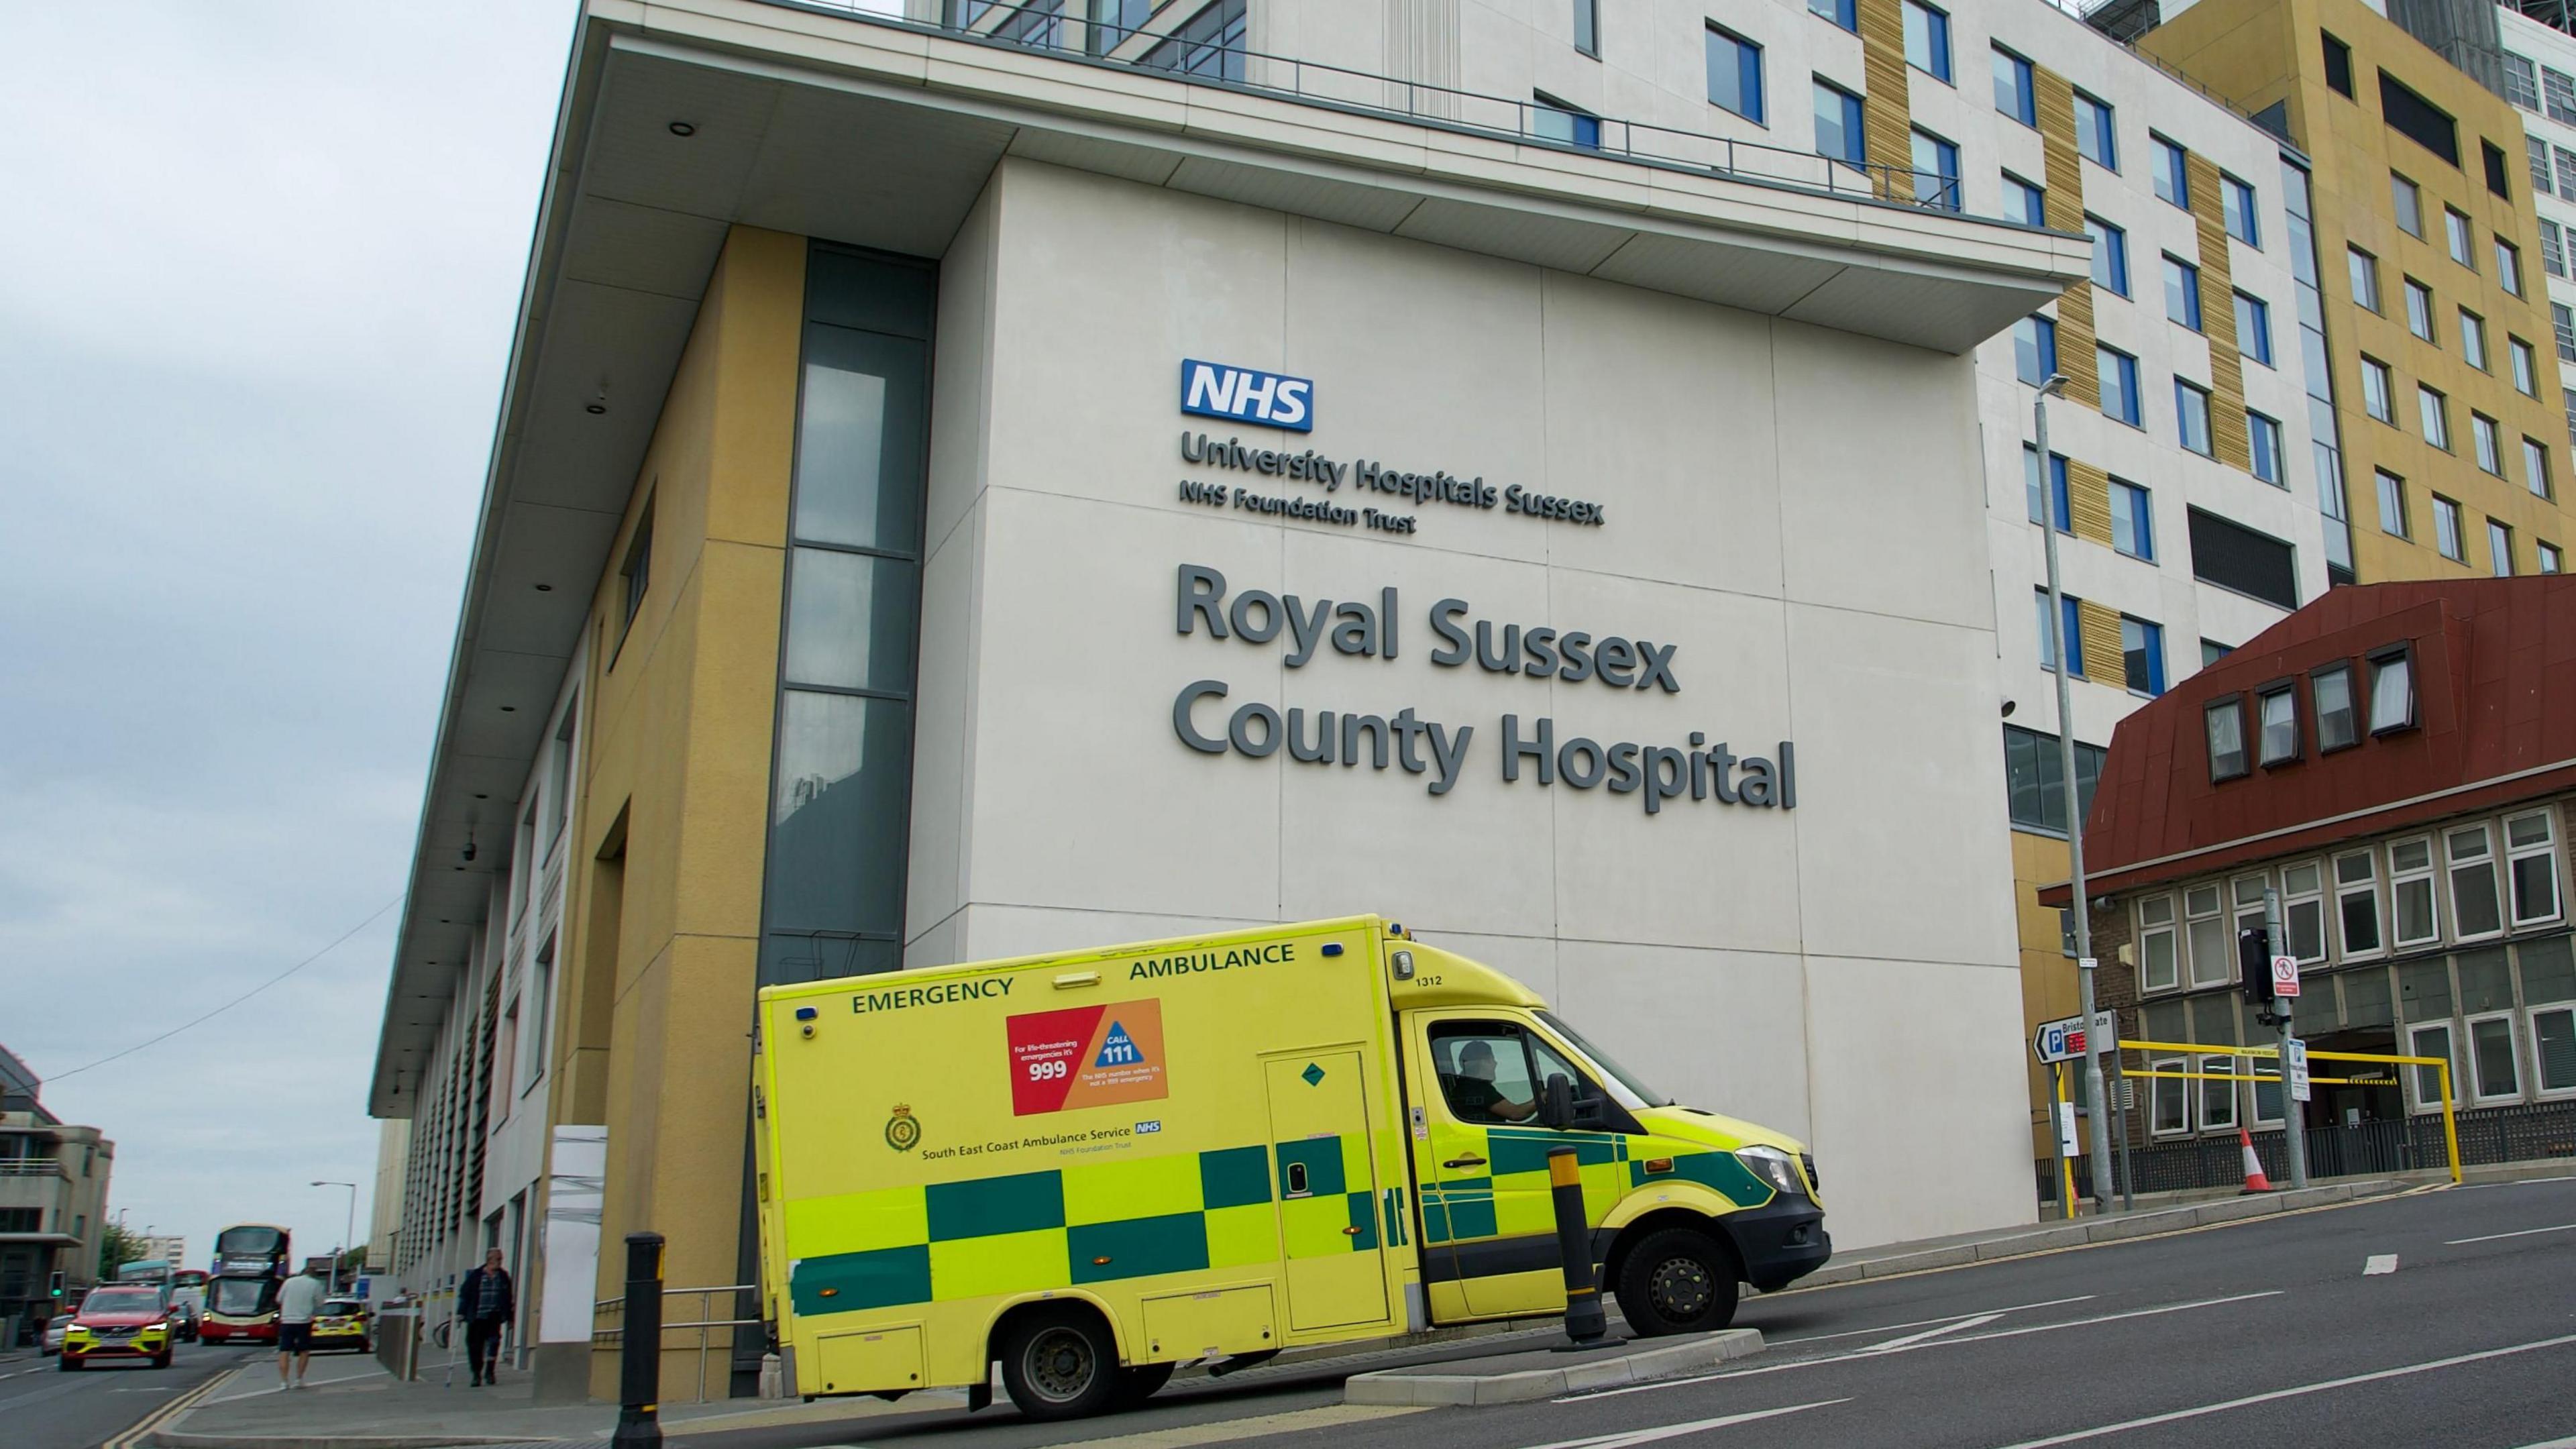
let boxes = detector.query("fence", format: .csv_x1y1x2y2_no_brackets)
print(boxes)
592,1283,760,1404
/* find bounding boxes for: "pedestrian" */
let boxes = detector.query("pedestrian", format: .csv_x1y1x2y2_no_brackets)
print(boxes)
458,1248,515,1387
275,1267,327,1389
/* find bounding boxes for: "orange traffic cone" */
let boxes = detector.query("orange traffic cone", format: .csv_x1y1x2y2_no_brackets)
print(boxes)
2237,1127,2275,1193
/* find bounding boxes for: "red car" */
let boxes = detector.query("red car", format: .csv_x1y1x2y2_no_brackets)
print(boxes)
59,1285,175,1371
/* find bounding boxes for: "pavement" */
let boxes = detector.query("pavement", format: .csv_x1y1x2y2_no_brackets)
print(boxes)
115,1168,2576,1449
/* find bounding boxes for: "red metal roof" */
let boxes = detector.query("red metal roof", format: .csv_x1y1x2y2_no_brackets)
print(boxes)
2040,577,2576,905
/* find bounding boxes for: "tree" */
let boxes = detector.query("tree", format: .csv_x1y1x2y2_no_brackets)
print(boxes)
97,1222,147,1281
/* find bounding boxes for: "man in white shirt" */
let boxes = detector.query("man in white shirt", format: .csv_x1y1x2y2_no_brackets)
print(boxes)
275,1269,327,1389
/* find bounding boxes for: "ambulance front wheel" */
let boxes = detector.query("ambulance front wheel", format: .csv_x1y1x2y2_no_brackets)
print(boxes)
1613,1226,1741,1336
999,1307,1122,1420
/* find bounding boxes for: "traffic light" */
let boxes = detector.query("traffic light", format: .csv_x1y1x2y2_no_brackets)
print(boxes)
48,1270,64,1299
2237,925,2275,1005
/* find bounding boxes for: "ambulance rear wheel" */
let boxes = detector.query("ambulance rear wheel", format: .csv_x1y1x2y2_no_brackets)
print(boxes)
1000,1308,1120,1420
1614,1226,1739,1336
1116,1362,1175,1406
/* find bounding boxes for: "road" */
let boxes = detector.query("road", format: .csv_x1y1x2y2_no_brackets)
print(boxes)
681,1177,2576,1449
0,1339,248,1449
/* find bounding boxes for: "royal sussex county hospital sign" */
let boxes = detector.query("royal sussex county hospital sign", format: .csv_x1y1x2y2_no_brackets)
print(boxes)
1161,362,1796,817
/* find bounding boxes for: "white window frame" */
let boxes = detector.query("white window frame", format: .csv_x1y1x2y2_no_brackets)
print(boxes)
2445,822,2504,943
2282,860,2327,963
2186,883,2233,987
2137,894,2181,992
2466,1010,2523,1104
2530,1003,2576,1099
2391,835,2440,948
2150,1056,2190,1136
2248,1053,2286,1126
2196,1053,2239,1132
2506,810,2563,926
2334,849,2385,960
2406,1020,2458,1114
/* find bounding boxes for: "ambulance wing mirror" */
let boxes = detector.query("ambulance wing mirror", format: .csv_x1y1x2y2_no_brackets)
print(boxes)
1542,1073,1576,1130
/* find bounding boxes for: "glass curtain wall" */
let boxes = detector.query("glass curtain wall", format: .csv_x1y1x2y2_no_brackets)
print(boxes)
759,245,934,985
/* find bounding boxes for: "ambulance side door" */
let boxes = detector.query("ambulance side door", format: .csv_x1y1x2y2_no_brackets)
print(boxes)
1403,1013,1556,1322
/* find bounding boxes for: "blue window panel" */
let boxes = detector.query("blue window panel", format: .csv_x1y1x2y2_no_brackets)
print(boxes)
2237,292,2273,364
2088,217,2129,294
2122,617,2166,696
2004,174,2045,227
2015,315,2058,384
2176,379,2213,455
1814,80,1864,166
2100,347,2141,425
2224,175,2261,246
2154,137,2190,207
1904,0,1951,83
1706,25,1764,123
1994,47,2036,125
1573,0,1598,56
2025,446,2072,531
2076,92,2118,170
2165,256,2203,329
2250,411,2285,485
1911,129,1961,211
2110,480,2154,559
1809,0,1858,32
2037,591,2085,676
1532,93,1601,149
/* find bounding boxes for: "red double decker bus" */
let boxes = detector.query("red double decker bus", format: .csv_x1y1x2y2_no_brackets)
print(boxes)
199,1224,290,1344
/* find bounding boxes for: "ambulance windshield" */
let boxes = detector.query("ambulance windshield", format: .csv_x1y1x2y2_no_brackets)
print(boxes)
1538,1011,1667,1108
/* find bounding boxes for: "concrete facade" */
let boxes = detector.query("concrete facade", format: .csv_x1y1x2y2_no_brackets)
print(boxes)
2498,1,2576,571
0,1048,114,1340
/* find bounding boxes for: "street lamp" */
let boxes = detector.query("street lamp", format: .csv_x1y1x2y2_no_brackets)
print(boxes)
2035,375,2115,1215
311,1181,358,1295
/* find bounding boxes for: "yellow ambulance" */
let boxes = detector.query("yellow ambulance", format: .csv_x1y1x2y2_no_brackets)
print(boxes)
751,915,1826,1419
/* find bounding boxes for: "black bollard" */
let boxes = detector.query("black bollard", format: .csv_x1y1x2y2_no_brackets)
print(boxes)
1548,1147,1607,1345
611,1233,664,1449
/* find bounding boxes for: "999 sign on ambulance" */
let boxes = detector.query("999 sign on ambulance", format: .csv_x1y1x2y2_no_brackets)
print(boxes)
751,916,1828,1419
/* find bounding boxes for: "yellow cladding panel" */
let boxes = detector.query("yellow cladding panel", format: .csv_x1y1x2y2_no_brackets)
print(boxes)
2077,600,2126,686
2066,462,2114,547
1064,1153,1202,1226
2187,153,2254,471
2033,64,2098,408
785,1188,928,1256
1858,0,1913,201
2012,830,2085,1158
932,1230,1071,1301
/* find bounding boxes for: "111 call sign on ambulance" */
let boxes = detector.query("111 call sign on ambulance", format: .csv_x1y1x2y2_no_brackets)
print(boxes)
1163,360,1799,819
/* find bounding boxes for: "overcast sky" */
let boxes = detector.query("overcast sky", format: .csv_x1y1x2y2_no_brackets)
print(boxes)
1,1,577,1275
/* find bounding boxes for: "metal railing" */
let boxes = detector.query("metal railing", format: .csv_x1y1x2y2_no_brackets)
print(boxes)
594,1283,759,1404
0,1159,66,1177
759,0,2006,223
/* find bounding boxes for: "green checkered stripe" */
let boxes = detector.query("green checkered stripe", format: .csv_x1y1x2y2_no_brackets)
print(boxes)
1421,1132,1769,1244
787,1138,1397,1320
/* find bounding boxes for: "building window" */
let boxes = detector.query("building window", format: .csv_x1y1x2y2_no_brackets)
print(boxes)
616,493,654,655
2550,221,2570,278
2088,215,2130,294
2555,303,2575,362
2532,135,2555,193
2151,1057,2190,1134
2380,73,2459,164
2154,136,2190,207
2499,239,2524,297
1813,79,1864,166
2236,291,2272,364
2322,31,2354,97
2548,64,2576,123
2249,411,2284,486
2407,1021,2457,1114
2470,1014,2522,1103
2204,638,2235,667
2075,91,2117,170
1809,0,1857,32
2025,445,2072,530
2257,682,2299,765
2004,172,2045,226
2186,882,2233,985
994,0,1068,48
1705,25,1764,122
1572,0,1597,56
2489,519,2514,576
2475,413,2503,474
2000,724,2104,835
2207,696,2249,782
2433,492,2464,559
547,700,577,855
2015,315,2057,386
2508,812,2563,925
1911,129,1961,211
2311,661,2357,753
2376,468,2408,537
2110,478,2153,558
2349,247,2380,311
2419,386,2450,450
2177,378,2214,455
1994,46,2035,126
2460,309,2487,370
2123,616,2166,695
1904,0,1951,83
2100,346,2141,426
2336,849,2383,956
2445,207,2475,268
2198,1053,2239,1131
2370,646,2416,733
1142,0,1248,80
2391,172,2421,237
2190,506,2298,609
2404,278,2434,341
1532,91,1601,150
2514,337,2539,395
2137,895,2180,991
2284,865,2333,962
1089,0,1152,53
2544,541,2565,574
2392,836,2440,945
2486,140,2512,199
2558,146,2576,201
2508,52,2542,110
2035,589,2082,676
2528,438,2555,500
2165,256,2203,329
2537,1004,2576,1097
2224,173,2259,245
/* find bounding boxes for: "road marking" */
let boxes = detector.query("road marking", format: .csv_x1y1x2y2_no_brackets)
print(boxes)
2504,1438,2576,1448
1519,1399,1850,1449
1852,1313,2004,1354
2447,1222,2576,1245
2363,1254,2399,1275
1988,1332,2576,1448
1571,1293,2283,1401
1051,1403,1422,1448
104,1362,236,1449
1770,1296,2096,1348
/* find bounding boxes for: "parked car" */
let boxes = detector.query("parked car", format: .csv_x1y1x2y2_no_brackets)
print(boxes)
58,1285,174,1371
310,1298,370,1354
40,1316,68,1356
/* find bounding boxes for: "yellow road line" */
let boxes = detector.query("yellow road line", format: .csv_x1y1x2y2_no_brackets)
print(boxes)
106,1361,238,1449
1043,1402,1426,1449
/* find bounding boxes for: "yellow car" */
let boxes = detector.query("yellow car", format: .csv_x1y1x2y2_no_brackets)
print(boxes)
59,1285,173,1371
310,1299,371,1354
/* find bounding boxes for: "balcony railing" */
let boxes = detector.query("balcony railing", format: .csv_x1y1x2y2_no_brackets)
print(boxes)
757,0,2012,224
0,1160,64,1178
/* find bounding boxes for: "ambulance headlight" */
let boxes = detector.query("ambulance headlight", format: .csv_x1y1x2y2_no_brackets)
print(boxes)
1735,1145,1805,1197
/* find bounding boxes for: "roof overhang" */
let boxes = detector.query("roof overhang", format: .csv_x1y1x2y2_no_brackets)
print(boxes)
368,0,2089,1116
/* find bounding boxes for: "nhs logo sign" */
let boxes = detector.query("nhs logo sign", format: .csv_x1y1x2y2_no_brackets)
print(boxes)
1180,358,1313,432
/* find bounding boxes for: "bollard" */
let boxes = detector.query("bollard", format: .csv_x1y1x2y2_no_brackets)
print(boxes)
1547,1147,1607,1345
611,1233,664,1449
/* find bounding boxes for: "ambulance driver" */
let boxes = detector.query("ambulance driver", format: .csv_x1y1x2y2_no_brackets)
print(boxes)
1442,1037,1538,1124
